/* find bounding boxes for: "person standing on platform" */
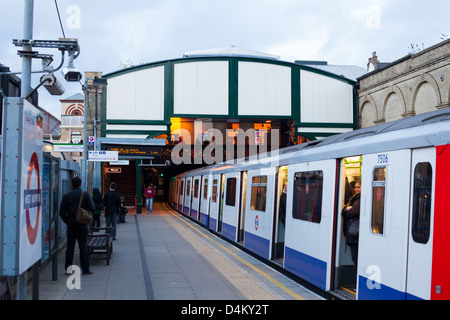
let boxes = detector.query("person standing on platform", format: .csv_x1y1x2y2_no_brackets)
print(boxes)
103,182,121,240
144,183,155,214
59,176,95,275
92,188,103,228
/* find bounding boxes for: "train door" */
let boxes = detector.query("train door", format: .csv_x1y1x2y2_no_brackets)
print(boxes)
273,166,288,261
199,175,210,226
332,156,362,299
217,174,226,233
192,177,201,220
184,177,192,216
237,171,248,244
405,147,436,300
284,159,337,292
208,174,221,232
357,150,411,300
221,172,241,242
178,179,185,212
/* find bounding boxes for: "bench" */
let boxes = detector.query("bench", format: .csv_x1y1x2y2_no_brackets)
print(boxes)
0,276,12,300
87,227,113,265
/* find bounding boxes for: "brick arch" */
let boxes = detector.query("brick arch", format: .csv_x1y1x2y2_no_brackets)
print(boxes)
360,94,378,128
412,73,442,115
382,85,407,121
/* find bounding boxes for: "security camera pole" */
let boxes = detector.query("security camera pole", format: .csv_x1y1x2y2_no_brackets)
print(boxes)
2,0,82,300
16,0,34,301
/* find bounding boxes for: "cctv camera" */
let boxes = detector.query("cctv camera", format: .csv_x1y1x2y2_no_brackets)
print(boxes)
41,73,65,96
62,67,82,82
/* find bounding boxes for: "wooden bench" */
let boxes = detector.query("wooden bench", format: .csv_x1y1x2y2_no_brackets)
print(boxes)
87,227,113,265
0,276,12,300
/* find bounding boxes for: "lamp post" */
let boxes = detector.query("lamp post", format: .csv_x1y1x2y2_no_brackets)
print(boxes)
83,76,107,192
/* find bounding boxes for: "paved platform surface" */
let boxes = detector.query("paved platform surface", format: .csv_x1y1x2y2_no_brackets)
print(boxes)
28,202,324,301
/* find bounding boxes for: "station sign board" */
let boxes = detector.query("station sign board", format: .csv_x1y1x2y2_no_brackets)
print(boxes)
54,144,83,153
1,98,43,276
88,151,118,162
104,145,162,157
105,167,122,174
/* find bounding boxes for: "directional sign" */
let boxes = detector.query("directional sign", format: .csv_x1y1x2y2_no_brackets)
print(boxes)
88,151,118,162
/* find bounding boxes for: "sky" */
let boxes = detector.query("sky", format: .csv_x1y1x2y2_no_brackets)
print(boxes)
1,0,449,119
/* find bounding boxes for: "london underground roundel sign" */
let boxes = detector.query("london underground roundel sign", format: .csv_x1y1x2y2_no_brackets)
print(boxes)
24,152,41,245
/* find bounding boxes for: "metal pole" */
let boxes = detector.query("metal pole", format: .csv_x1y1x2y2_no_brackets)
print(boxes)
21,0,33,98
17,0,34,301
83,78,88,190
93,86,97,191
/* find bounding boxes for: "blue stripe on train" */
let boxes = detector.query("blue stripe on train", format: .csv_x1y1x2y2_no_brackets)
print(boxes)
222,222,236,242
358,276,423,300
284,247,327,291
199,212,209,226
244,232,270,260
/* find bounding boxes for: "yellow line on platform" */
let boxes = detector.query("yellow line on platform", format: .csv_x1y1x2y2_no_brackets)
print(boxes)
163,203,306,301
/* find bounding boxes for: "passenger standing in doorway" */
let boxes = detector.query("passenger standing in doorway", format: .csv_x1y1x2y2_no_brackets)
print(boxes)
103,182,121,240
59,177,95,275
144,183,155,214
342,180,361,265
277,184,287,246
92,188,103,228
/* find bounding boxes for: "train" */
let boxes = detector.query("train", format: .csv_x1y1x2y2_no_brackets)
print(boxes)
168,108,450,300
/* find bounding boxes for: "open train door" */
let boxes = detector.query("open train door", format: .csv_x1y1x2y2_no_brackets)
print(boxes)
332,156,362,300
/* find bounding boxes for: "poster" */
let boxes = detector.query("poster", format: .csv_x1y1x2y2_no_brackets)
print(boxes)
19,101,43,274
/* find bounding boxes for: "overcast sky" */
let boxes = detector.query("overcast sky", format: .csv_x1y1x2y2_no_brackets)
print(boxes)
1,0,449,118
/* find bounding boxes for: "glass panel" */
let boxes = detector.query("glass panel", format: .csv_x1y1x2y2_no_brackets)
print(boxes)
212,186,218,203
186,180,190,197
203,179,208,200
250,176,267,212
372,167,386,234
226,178,237,206
292,171,323,223
194,180,199,198
412,163,433,244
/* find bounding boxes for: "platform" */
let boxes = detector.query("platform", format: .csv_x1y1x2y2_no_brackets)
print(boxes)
28,202,324,301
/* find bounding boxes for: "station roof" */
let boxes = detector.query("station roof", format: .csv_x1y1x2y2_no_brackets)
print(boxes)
295,61,367,81
183,46,280,60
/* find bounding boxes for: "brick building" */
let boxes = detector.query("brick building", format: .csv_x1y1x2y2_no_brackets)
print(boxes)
358,39,450,128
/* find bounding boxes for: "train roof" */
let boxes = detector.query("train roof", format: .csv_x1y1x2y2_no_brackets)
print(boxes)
176,108,450,178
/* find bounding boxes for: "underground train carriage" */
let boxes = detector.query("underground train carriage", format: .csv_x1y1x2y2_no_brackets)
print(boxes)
168,110,450,300
170,152,439,300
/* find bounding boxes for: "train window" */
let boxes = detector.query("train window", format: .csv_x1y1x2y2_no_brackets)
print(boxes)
372,167,386,235
251,176,267,212
412,163,433,244
194,179,199,198
292,171,323,223
212,179,218,203
203,179,208,200
186,180,191,197
226,178,237,206
180,181,184,196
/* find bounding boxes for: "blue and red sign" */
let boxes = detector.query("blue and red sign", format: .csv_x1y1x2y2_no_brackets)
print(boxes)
255,215,259,231
24,152,41,245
